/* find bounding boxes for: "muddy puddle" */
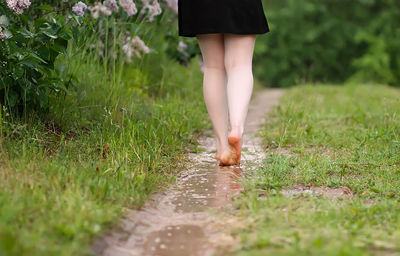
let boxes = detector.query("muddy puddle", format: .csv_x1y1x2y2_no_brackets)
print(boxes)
93,89,284,256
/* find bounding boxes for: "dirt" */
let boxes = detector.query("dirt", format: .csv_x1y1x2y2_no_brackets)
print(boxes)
92,89,284,256
280,184,353,199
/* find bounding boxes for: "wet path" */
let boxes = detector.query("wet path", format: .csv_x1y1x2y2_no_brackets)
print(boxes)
93,89,284,256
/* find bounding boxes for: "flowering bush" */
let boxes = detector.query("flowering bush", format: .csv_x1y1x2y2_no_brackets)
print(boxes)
0,0,171,113
0,0,200,114
0,2,78,112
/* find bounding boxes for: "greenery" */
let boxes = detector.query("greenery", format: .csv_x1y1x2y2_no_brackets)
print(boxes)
2,0,400,255
0,4,78,113
0,0,199,113
257,0,400,87
0,1,207,255
231,84,400,255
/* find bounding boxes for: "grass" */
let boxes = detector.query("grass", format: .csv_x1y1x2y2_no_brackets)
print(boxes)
0,24,207,255
230,83,400,256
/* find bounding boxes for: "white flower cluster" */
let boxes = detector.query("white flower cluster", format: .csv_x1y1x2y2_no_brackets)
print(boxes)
119,0,138,16
72,1,88,16
104,0,119,12
140,0,162,22
6,0,31,14
122,33,150,62
69,0,162,20
89,2,113,18
84,0,137,19
177,41,189,57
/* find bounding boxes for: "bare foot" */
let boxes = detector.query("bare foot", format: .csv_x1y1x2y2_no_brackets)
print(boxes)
219,136,241,166
219,146,237,166
228,135,241,164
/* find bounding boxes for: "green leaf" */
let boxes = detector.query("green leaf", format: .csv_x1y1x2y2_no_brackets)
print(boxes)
34,18,48,28
0,15,9,26
35,5,53,12
38,90,48,109
2,29,12,39
39,23,59,39
12,66,24,80
27,52,48,64
17,28,34,39
58,30,73,40
6,90,18,108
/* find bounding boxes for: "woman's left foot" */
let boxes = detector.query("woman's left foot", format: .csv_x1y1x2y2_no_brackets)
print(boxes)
219,146,237,166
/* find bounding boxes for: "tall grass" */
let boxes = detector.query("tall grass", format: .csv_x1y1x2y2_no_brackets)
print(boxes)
0,13,207,256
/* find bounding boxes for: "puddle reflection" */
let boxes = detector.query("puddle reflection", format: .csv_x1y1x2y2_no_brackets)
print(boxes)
172,163,243,212
143,165,243,255
212,166,243,207
143,224,209,256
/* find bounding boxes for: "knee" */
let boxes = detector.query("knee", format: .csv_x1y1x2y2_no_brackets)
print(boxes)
224,58,252,73
203,61,226,72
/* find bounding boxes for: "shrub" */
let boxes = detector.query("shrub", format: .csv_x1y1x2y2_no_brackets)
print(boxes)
257,0,400,87
0,3,79,113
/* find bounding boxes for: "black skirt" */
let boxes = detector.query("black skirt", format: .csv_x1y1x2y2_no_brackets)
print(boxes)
178,0,270,37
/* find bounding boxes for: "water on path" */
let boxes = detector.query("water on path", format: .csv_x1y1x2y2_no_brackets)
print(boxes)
93,89,284,256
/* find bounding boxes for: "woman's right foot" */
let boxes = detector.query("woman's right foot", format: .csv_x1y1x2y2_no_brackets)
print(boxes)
219,136,241,166
228,135,241,164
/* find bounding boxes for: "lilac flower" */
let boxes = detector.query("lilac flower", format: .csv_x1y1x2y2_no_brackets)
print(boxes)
104,0,119,12
119,0,138,16
6,0,31,14
177,41,189,57
72,2,88,16
140,0,162,22
122,33,150,62
89,2,113,19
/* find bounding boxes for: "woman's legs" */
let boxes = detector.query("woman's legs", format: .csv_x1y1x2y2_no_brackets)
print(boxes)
196,34,229,159
220,33,257,165
196,33,256,165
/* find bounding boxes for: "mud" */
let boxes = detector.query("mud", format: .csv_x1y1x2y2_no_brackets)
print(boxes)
280,184,353,199
92,89,284,256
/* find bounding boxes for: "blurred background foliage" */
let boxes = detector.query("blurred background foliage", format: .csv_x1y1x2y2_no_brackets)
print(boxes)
0,0,199,114
256,0,400,87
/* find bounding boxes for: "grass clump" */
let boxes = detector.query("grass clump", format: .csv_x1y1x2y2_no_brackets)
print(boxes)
231,84,400,255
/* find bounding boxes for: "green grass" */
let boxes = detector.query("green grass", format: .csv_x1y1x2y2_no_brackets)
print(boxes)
231,84,400,256
0,34,207,255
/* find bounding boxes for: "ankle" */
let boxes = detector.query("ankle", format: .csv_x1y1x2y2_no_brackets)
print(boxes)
229,126,243,138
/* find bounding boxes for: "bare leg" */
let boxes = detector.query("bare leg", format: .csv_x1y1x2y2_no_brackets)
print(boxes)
220,33,256,165
196,34,229,160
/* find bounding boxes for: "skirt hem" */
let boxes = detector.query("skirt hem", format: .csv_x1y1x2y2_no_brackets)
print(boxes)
178,28,270,38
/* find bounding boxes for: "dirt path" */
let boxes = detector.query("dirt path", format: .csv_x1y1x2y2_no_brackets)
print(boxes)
93,89,285,256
